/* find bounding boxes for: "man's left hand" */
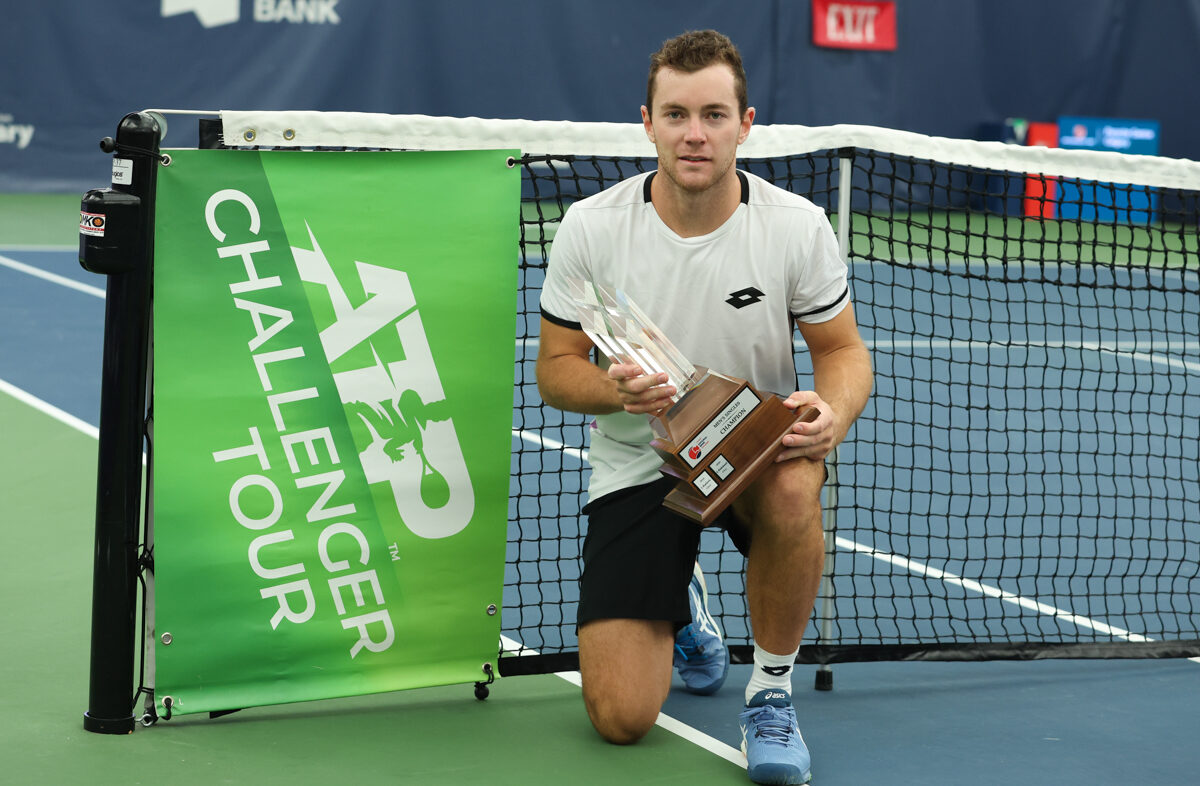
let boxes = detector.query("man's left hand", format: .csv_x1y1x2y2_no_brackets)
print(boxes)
776,391,836,462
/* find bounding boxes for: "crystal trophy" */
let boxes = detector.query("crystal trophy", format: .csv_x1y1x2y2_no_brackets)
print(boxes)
567,278,817,524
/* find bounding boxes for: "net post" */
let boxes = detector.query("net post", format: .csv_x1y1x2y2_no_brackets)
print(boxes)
814,446,840,691
79,112,162,734
814,149,855,691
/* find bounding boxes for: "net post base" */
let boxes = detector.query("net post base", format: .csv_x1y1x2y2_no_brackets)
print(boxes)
83,712,135,734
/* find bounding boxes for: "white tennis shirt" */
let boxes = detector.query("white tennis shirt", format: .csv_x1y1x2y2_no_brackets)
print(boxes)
540,169,850,502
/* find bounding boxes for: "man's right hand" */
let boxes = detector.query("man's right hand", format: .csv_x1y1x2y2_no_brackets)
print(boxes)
607,363,676,415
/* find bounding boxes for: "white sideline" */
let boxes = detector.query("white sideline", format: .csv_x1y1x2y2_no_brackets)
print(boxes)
835,538,1151,642
513,428,587,461
0,377,99,439
498,635,747,768
0,253,106,299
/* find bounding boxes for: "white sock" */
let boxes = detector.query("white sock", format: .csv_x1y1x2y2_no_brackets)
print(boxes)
745,642,799,704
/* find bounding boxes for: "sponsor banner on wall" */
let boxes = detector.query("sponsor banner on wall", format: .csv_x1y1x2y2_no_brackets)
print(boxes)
152,148,518,715
812,0,897,51
1058,116,1160,223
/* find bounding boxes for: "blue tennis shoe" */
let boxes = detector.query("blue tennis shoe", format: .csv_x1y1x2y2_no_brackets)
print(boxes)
673,563,729,695
739,689,812,785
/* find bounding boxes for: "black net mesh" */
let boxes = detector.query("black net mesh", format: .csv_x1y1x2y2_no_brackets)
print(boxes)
501,147,1200,673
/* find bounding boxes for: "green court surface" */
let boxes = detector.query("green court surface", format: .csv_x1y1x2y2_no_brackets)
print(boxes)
0,194,80,248
0,393,745,785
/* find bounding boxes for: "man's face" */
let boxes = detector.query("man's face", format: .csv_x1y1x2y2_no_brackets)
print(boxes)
641,64,754,195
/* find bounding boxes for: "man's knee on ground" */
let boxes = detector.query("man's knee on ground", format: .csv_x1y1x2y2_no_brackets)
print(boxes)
577,618,674,744
583,687,659,745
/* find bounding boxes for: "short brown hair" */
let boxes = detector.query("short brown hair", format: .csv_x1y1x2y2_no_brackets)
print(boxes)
646,30,748,117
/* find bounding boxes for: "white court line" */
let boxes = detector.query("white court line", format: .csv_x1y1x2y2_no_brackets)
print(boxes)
835,537,1152,642
0,380,147,469
498,635,746,768
0,377,99,439
850,257,1198,278
864,337,1200,375
1075,340,1200,375
0,253,106,299
837,537,1200,665
513,428,587,461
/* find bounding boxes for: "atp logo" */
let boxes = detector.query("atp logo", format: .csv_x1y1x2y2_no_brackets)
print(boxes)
291,224,475,540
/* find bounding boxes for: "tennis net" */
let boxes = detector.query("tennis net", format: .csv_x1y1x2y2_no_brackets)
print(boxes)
214,112,1200,674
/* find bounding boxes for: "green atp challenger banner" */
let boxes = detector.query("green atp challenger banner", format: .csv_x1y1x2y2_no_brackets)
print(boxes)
153,149,519,715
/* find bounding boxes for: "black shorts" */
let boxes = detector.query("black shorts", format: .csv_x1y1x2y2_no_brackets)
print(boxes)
577,477,746,633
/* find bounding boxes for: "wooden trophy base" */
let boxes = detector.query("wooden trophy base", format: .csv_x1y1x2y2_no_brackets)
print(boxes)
649,369,817,525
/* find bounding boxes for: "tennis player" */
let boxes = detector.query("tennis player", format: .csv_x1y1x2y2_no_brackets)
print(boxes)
536,29,872,785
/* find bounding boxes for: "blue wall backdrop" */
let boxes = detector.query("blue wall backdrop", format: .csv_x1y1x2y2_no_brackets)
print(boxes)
2,0,1198,192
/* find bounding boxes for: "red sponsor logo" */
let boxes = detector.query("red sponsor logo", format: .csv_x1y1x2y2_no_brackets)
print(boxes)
813,0,897,51
80,211,106,237
688,445,702,460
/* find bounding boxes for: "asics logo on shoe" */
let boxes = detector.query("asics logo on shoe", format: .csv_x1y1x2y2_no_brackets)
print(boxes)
762,665,792,676
688,584,721,638
740,698,811,784
675,569,730,695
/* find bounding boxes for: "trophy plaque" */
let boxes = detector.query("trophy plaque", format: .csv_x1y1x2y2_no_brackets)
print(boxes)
568,279,817,525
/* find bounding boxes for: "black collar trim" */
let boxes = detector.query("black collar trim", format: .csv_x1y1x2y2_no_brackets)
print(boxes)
643,170,750,204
